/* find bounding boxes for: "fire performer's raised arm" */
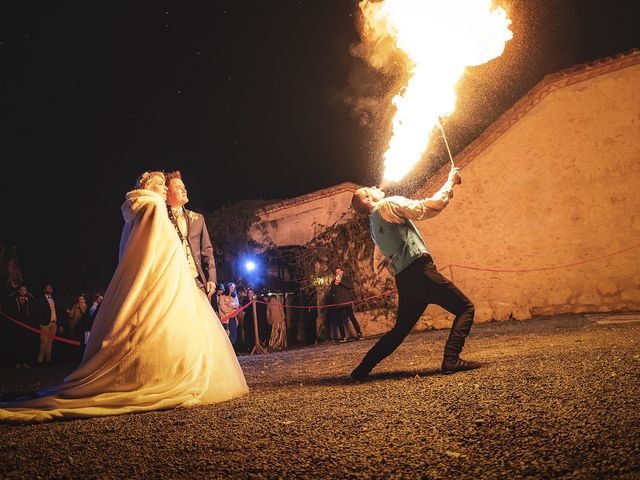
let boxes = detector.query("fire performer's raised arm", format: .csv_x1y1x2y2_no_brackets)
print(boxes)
351,167,461,222
377,167,461,224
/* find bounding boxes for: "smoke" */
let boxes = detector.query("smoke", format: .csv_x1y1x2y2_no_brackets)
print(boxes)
339,0,410,129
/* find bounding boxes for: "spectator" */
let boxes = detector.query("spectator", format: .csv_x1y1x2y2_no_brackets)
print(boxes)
219,282,240,346
34,284,64,365
328,267,364,341
325,285,348,343
67,293,87,340
301,289,318,345
241,288,257,352
66,293,87,361
82,293,103,357
7,285,36,368
256,292,270,348
267,294,287,350
211,283,225,317
236,288,247,350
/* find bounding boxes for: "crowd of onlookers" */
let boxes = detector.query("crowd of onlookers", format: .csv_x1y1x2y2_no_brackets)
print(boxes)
212,267,365,354
0,283,104,369
211,283,292,353
0,266,364,369
0,281,307,369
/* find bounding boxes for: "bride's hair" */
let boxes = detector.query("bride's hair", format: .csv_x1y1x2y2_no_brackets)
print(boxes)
135,171,165,189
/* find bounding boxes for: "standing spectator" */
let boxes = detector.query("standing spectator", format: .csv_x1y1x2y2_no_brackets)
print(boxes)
219,282,240,347
267,294,287,350
67,293,87,340
328,267,364,341
325,285,348,343
241,288,257,352
211,283,225,317
7,285,36,368
256,292,270,348
82,293,103,357
236,288,247,350
302,290,318,345
66,293,87,361
34,284,64,365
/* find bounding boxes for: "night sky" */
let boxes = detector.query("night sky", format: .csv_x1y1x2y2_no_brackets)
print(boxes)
1,1,637,299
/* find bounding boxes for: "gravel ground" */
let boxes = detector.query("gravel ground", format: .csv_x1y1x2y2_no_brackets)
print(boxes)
0,313,639,479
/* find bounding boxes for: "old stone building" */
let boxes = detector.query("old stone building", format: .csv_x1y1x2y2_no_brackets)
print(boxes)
249,50,640,334
249,182,359,248
414,49,640,326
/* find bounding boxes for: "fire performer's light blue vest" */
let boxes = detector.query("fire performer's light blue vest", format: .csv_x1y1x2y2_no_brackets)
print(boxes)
370,206,430,276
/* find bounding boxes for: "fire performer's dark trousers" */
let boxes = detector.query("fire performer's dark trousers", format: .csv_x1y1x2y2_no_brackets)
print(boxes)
354,255,475,374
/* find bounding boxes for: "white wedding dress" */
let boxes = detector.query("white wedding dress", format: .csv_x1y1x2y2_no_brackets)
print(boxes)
0,189,248,423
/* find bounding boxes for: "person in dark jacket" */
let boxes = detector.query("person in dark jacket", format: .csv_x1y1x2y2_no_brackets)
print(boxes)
165,170,217,296
33,284,65,364
6,285,36,368
328,267,364,341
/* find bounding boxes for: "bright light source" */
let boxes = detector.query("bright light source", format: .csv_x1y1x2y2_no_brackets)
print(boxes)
245,260,256,272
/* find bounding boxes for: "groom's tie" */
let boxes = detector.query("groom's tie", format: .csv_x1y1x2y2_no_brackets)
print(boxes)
175,209,187,237
172,208,198,279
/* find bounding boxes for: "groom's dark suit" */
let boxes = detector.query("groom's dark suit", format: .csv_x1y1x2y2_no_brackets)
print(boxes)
168,207,217,290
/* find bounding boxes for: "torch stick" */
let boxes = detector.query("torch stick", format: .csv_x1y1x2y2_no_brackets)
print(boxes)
436,118,461,184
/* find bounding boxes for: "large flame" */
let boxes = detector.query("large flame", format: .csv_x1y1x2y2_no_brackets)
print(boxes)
359,0,513,182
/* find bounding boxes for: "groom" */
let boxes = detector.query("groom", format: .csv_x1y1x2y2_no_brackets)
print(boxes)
165,171,217,296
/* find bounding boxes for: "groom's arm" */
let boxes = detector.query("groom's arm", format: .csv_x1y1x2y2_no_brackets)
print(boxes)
200,218,217,285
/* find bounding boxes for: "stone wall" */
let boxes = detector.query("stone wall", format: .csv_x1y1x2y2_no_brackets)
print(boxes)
249,183,358,248
413,55,640,326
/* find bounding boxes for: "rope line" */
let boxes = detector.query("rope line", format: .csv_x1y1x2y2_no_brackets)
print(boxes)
218,299,255,322
2,241,636,341
0,313,81,346
255,290,397,310
437,241,640,273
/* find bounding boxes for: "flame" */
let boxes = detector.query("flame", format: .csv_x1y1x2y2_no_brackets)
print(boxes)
359,0,513,182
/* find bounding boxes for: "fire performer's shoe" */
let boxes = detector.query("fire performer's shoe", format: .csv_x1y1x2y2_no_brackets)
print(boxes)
441,357,481,375
350,365,371,380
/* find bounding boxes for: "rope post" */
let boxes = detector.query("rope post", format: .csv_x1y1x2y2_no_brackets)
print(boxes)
449,264,454,283
250,299,267,355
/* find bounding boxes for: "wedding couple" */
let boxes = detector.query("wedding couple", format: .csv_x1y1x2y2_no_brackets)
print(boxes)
0,171,248,423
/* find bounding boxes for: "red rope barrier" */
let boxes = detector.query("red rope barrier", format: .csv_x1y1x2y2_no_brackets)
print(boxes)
2,242,635,339
255,290,397,310
255,241,639,309
0,313,81,346
218,300,255,322
437,241,640,274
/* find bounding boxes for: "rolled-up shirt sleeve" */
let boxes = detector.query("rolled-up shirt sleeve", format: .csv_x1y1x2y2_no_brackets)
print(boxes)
377,182,453,224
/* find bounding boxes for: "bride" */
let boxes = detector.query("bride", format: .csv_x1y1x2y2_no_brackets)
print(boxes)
0,171,248,422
